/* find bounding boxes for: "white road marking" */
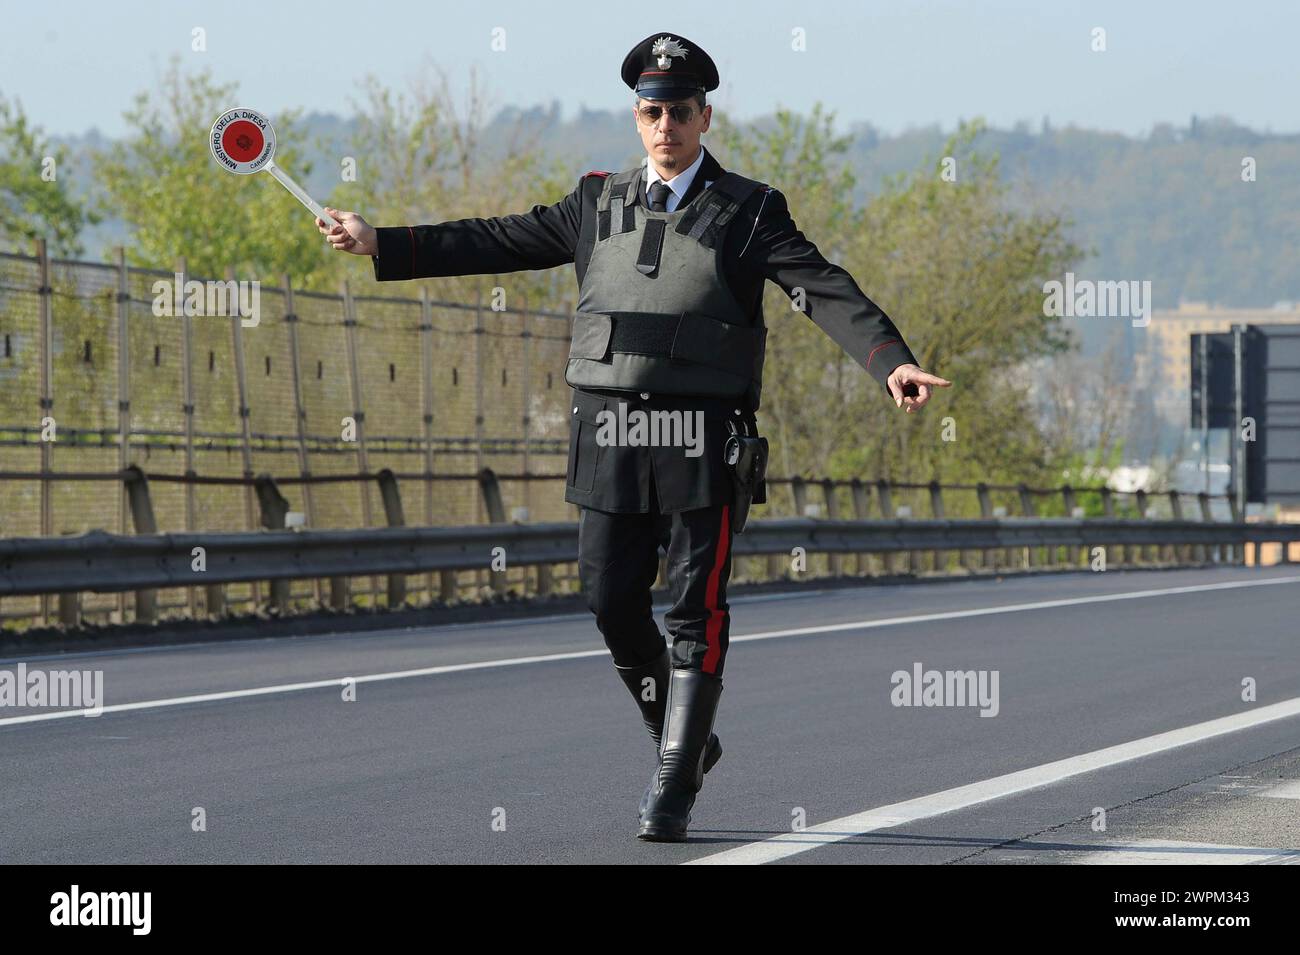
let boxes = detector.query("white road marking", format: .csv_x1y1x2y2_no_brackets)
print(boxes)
1073,840,1300,864
2,574,1299,729
0,648,604,727
8,568,1297,668
715,574,1300,646
686,697,1300,865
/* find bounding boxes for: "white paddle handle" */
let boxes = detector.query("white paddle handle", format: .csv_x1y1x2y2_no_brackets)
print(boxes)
265,161,337,228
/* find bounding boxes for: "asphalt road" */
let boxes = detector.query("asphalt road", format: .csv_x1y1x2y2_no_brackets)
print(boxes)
3,564,1299,864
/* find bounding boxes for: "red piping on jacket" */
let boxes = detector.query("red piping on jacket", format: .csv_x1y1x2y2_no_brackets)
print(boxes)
866,339,901,371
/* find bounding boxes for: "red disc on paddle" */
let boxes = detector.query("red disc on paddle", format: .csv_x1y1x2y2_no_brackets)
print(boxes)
210,107,276,175
221,120,265,163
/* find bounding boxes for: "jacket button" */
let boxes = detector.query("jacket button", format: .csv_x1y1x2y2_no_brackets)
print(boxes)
639,392,650,400
572,406,578,414
734,408,742,415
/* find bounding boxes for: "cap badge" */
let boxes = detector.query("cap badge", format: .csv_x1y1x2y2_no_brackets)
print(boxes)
651,36,689,70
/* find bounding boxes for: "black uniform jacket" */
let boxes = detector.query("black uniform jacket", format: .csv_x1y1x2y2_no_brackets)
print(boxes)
370,146,918,514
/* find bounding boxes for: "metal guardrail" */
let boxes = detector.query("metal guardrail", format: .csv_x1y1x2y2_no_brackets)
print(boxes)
1,462,1293,630
4,517,1298,628
0,523,580,595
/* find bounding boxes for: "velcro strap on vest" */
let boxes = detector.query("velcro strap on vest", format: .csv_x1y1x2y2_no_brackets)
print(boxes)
597,175,638,240
686,201,722,241
570,310,760,378
636,219,666,274
597,171,640,211
611,311,679,355
610,183,628,235
675,192,721,240
675,173,766,248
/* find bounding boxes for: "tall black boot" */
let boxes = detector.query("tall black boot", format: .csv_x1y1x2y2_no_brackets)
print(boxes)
614,650,721,819
637,667,723,842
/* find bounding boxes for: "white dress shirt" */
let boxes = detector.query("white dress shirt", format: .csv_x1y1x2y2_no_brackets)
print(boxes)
644,147,712,212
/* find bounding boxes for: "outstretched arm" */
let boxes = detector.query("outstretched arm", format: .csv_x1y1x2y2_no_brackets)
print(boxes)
753,189,950,411
317,177,587,280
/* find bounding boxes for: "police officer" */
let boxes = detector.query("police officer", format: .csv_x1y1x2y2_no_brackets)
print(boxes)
318,32,951,842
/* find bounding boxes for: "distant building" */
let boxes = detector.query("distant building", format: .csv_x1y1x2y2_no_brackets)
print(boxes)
1133,302,1300,429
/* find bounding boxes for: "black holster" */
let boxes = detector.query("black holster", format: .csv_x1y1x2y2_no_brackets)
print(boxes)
723,419,768,534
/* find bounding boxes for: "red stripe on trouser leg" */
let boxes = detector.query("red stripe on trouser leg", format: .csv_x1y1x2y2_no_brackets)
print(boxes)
701,504,731,674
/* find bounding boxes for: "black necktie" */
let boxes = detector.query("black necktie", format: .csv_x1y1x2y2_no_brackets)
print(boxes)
647,181,671,212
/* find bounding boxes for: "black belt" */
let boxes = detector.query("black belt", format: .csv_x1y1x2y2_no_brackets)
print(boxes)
578,385,754,412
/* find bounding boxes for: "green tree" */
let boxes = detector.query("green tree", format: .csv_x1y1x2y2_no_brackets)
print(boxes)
715,114,1083,499
329,67,577,306
321,69,585,479
0,95,108,486
94,59,331,284
0,94,98,256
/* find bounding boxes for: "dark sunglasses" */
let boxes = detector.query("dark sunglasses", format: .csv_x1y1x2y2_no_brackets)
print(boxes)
636,103,698,126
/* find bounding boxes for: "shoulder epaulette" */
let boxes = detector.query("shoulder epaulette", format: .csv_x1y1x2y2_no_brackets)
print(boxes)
583,170,611,179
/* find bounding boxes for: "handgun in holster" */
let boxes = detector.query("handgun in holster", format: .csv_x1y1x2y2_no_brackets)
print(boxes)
723,418,769,534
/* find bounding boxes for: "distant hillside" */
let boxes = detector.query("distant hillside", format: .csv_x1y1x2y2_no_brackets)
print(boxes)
54,109,1300,311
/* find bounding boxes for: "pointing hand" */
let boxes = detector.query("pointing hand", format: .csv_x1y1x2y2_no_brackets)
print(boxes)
887,364,953,413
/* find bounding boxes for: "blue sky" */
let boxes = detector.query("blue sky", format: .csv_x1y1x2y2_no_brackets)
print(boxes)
3,0,1294,138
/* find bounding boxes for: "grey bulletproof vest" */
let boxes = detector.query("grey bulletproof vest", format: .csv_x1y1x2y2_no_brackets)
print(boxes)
567,165,768,406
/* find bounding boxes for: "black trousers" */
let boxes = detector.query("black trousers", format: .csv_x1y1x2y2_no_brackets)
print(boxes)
578,470,735,678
